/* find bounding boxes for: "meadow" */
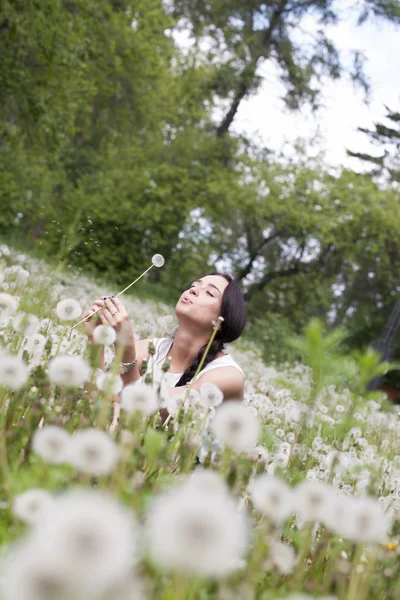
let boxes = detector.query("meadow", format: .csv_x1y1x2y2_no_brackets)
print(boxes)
0,243,399,600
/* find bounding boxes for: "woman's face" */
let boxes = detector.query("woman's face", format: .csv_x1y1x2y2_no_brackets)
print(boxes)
175,275,229,330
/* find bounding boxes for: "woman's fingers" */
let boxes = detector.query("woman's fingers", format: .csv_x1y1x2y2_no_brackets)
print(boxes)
110,297,128,318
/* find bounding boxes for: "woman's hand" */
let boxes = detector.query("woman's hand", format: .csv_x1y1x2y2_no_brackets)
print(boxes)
81,297,132,344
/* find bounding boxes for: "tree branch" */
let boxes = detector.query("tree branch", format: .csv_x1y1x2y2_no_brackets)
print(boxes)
216,1,289,137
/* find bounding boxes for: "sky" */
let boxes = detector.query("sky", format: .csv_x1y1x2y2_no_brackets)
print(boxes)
230,5,400,169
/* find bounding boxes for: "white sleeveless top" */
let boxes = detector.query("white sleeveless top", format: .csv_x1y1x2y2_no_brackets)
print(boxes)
140,337,244,388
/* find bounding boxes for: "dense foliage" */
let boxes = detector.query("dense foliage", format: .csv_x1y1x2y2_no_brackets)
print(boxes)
1,0,400,359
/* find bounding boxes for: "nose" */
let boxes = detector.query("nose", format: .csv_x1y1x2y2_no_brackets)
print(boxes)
189,287,198,297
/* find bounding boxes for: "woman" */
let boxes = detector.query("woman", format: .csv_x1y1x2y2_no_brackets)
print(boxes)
83,273,246,425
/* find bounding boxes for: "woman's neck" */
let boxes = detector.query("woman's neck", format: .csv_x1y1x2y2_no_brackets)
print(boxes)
169,327,211,372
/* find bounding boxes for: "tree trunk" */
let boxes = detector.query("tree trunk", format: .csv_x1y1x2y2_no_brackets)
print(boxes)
216,1,288,137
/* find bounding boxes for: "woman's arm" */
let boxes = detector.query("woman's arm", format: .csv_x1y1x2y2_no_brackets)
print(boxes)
166,366,244,401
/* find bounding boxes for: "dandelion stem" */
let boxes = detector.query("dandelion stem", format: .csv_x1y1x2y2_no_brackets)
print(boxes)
184,316,223,402
69,264,155,331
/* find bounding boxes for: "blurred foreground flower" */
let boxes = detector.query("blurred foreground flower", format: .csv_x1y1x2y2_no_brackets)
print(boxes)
13,313,40,336
2,490,139,600
199,382,224,408
13,489,55,525
211,401,260,452
121,382,159,416
48,355,90,388
69,429,120,476
250,474,294,524
145,478,249,577
0,355,29,390
0,292,18,318
32,426,72,464
92,325,116,346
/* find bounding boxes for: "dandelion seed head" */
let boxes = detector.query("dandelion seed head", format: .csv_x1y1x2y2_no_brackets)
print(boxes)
199,382,224,408
13,313,40,336
32,426,71,464
0,292,18,317
211,402,260,452
0,355,29,390
146,486,248,576
13,489,55,525
92,325,116,346
151,254,165,268
48,355,90,388
121,382,159,416
34,489,138,596
68,429,120,476
55,299,82,321
250,474,294,524
95,370,123,395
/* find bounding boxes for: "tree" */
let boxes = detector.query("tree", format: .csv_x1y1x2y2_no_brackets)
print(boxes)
347,105,400,183
170,0,400,136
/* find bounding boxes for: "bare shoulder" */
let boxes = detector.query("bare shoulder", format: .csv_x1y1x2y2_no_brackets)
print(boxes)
193,366,244,401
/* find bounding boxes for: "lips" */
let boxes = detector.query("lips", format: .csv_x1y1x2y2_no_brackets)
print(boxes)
181,296,192,304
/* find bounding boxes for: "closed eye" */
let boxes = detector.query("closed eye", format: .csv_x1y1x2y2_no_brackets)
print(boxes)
190,285,214,297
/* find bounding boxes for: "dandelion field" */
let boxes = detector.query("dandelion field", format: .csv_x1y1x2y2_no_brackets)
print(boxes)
0,243,399,600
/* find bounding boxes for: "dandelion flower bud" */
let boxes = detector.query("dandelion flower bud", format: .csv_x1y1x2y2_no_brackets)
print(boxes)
151,254,165,268
32,425,72,464
56,298,82,321
121,382,160,416
68,429,120,476
13,489,55,525
0,292,18,318
92,325,116,346
0,355,29,390
48,355,90,388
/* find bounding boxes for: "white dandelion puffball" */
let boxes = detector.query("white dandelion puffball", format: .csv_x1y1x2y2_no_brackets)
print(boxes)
121,382,160,416
294,480,335,524
338,496,390,544
25,333,47,356
0,292,18,317
13,489,55,525
48,355,90,388
199,382,224,408
1,539,76,600
13,313,40,336
32,426,72,464
68,429,120,476
250,474,294,524
211,401,260,452
92,325,116,345
151,254,165,268
96,371,123,395
146,485,249,576
33,490,138,596
186,468,229,497
55,298,82,321
267,540,297,575
0,355,29,390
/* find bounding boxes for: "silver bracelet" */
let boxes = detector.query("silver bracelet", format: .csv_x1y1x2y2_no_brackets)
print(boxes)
120,359,138,374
